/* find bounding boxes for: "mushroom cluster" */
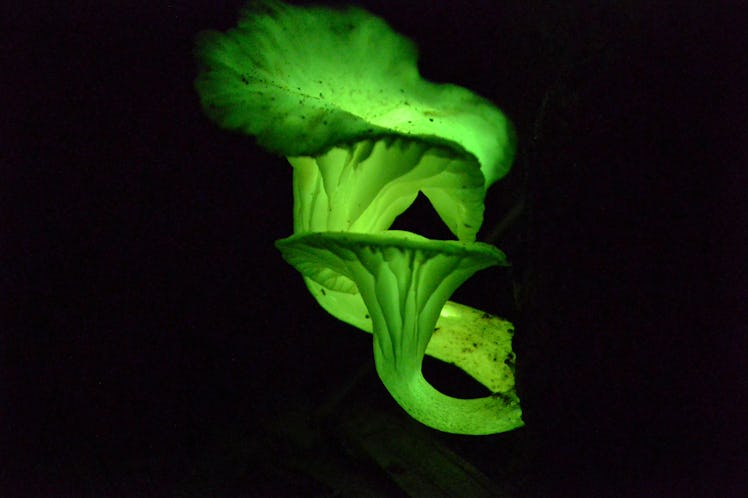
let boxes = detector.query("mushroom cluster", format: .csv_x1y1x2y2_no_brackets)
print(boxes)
195,0,522,434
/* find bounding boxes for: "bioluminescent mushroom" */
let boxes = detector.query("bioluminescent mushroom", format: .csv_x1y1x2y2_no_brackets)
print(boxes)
195,0,522,434
277,231,522,434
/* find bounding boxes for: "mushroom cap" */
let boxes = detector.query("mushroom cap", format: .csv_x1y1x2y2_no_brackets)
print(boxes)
195,0,515,188
276,230,508,297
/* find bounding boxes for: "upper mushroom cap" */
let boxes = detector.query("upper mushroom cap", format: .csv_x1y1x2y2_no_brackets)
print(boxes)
195,0,515,188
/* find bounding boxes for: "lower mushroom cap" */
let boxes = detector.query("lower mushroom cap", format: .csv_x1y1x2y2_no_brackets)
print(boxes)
276,231,523,435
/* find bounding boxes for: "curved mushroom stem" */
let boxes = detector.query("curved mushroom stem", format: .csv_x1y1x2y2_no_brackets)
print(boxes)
376,357,522,435
304,281,518,395
356,252,523,435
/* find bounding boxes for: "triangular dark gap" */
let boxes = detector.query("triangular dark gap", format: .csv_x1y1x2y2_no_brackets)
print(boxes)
390,192,454,240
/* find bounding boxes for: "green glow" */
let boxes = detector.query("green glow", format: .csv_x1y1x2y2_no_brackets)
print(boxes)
277,231,522,435
195,0,522,435
194,0,515,187
289,137,520,411
290,138,485,240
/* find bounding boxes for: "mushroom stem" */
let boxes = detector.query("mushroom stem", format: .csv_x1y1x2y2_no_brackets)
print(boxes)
370,293,522,434
377,358,522,435
353,242,523,435
303,284,518,395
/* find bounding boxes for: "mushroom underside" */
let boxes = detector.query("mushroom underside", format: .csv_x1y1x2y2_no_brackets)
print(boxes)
277,231,523,435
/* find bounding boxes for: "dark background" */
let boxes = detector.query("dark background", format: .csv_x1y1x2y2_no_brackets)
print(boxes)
4,0,745,496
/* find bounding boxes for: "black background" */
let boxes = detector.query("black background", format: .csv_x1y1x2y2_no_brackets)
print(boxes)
4,1,745,496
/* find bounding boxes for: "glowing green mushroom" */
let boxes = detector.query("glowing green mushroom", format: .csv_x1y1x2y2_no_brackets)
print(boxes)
277,231,522,435
195,0,514,239
194,0,522,434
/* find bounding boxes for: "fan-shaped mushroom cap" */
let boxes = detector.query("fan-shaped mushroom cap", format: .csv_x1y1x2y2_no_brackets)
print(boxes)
276,231,523,435
195,0,515,192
